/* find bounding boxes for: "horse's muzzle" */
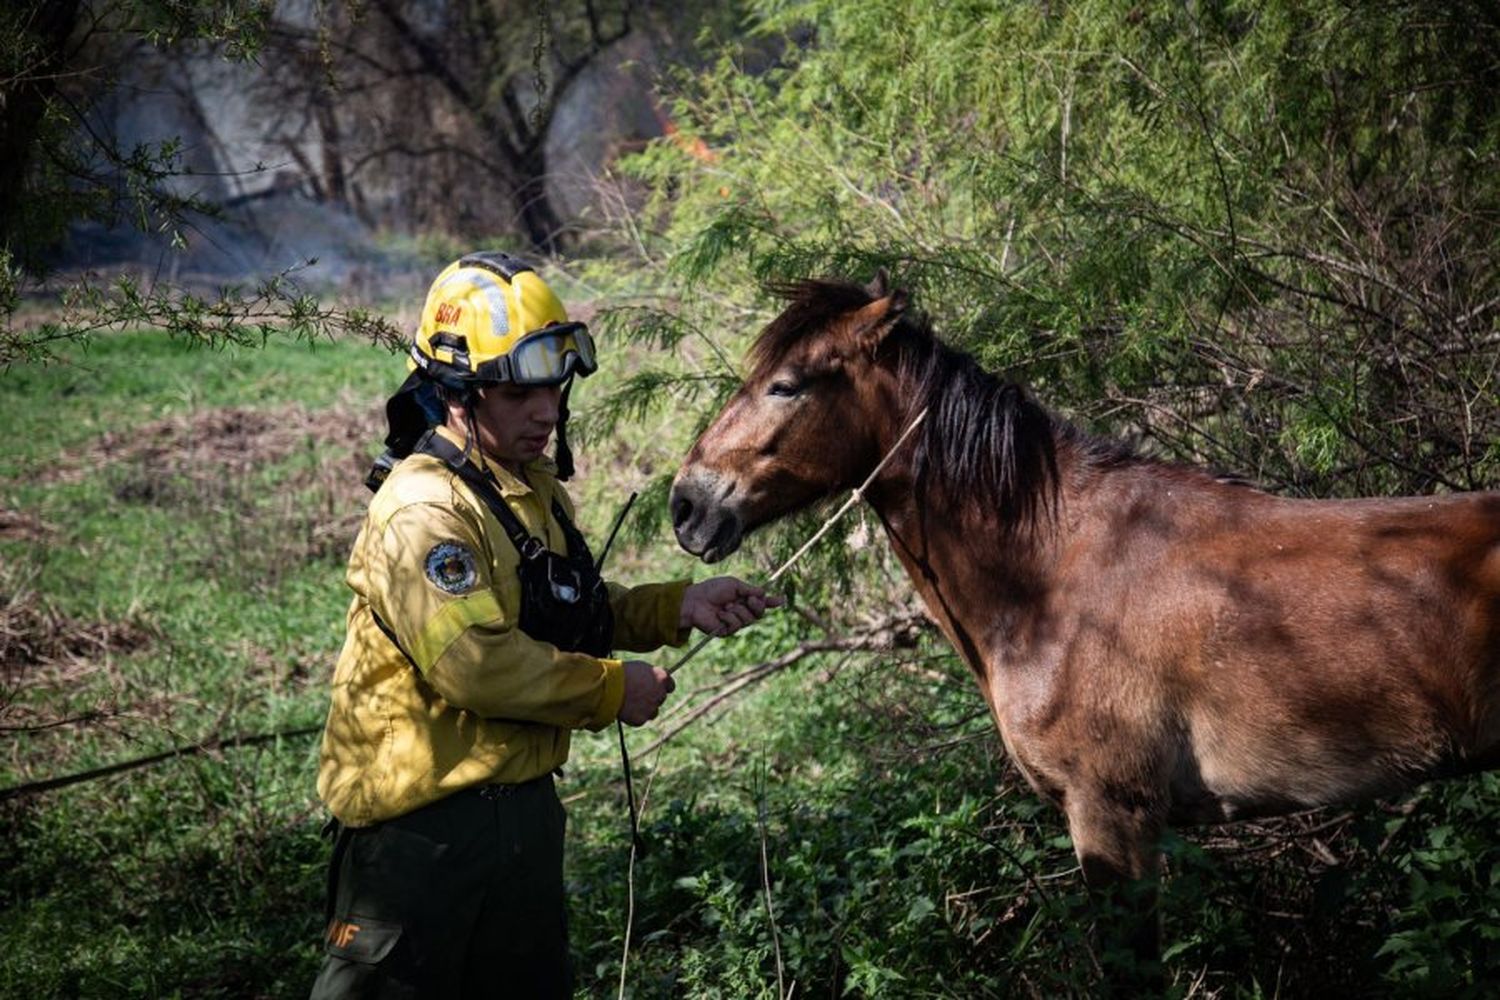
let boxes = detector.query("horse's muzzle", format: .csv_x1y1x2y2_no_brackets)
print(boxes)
670,471,744,563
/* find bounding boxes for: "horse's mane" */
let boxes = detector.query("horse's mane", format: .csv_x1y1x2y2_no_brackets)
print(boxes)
751,279,878,374
892,316,1062,532
756,279,1066,532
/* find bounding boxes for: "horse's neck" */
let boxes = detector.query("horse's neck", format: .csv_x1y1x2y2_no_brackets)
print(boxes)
863,455,1074,676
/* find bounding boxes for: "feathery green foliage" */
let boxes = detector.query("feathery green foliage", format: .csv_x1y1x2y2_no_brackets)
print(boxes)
606,0,1499,498
575,1,1500,994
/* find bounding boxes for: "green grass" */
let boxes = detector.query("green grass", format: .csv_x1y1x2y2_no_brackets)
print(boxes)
3,327,1035,997
1,332,389,468
6,327,1500,998
0,331,392,997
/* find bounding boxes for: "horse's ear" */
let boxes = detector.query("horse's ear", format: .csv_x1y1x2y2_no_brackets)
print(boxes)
865,268,891,299
850,290,909,356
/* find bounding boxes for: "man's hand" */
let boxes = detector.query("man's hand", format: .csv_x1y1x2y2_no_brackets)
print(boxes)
618,660,675,726
679,577,785,636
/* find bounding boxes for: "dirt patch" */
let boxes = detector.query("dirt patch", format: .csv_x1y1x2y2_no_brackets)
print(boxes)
0,586,156,682
41,397,383,488
0,508,55,543
34,398,384,580
0,577,159,740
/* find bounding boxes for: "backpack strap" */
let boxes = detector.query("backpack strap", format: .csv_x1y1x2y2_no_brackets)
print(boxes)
415,430,543,559
414,430,585,563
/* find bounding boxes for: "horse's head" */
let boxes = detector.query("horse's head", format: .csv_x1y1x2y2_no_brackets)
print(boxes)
672,273,911,562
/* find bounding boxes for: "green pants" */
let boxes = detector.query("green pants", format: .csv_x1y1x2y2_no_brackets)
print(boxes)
310,775,572,999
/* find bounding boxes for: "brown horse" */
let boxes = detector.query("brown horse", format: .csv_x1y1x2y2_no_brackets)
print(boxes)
671,274,1500,901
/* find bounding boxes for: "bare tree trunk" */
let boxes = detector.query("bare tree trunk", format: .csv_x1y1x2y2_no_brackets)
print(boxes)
315,93,349,208
365,0,626,253
512,147,563,253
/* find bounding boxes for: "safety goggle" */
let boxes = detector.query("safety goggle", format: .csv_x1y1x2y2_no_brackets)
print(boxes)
475,323,598,386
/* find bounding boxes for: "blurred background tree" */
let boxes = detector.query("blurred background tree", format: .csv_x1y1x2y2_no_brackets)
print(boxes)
0,0,738,361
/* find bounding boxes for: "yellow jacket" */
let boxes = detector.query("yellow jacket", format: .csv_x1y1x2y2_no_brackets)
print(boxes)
318,427,688,826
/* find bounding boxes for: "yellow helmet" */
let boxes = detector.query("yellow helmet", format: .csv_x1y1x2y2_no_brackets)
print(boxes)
366,251,598,490
410,250,597,388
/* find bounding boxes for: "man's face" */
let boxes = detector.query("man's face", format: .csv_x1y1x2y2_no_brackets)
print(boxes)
468,382,563,470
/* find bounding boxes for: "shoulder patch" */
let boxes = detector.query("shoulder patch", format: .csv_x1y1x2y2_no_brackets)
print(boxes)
424,541,480,594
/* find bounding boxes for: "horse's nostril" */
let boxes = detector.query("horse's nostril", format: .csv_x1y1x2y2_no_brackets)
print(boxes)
671,493,694,530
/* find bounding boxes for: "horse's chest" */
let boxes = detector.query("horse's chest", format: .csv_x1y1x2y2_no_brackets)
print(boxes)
895,544,1076,800
991,726,1070,808
981,654,1076,804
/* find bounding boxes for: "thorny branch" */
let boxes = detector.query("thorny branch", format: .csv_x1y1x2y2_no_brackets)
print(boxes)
638,610,932,759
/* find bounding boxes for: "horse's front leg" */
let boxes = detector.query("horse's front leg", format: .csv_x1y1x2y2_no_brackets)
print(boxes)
1064,787,1166,990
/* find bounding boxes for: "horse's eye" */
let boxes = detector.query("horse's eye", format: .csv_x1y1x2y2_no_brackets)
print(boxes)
767,379,801,398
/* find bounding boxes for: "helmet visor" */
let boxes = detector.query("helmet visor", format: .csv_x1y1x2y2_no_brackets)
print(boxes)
503,324,598,386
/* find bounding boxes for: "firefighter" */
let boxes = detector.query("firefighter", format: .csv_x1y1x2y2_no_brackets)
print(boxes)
312,251,778,997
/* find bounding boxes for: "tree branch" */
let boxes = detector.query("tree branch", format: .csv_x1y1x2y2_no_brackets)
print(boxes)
0,725,322,803
637,612,931,759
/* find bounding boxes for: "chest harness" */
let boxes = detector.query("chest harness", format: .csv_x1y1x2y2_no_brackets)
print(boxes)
372,429,615,662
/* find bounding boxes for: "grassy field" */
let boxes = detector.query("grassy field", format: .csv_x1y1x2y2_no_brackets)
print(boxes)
5,327,1500,998
1,332,391,996
0,329,1051,998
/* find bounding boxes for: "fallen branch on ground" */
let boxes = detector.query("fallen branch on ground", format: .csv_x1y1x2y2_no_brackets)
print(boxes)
0,725,322,803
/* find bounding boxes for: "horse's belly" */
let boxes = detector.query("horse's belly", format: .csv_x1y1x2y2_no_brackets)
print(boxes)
1175,711,1446,823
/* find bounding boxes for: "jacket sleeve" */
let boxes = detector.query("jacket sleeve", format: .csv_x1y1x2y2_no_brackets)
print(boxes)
366,501,625,731
606,580,692,652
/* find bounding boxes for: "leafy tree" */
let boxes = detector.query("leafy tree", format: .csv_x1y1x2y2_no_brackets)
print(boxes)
0,0,405,365
1,1,271,268
583,0,1500,992
606,0,1500,500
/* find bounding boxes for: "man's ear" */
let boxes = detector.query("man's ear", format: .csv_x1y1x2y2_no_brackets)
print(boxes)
849,290,909,356
865,267,891,299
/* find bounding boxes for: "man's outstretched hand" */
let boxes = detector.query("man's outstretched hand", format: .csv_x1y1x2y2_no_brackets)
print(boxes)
678,577,785,636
